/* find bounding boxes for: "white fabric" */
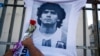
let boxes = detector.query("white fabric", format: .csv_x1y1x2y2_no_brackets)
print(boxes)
32,28,62,47
20,0,87,56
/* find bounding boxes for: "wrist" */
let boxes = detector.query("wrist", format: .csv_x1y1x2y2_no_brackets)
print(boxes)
26,44,35,49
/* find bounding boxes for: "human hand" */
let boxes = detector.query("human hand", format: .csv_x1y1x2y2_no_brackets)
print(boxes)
21,37,34,48
3,49,13,56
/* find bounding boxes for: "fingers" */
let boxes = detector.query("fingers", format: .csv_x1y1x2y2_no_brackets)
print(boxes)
21,37,33,47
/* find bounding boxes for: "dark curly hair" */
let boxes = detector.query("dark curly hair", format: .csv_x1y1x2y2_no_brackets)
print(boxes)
37,2,66,28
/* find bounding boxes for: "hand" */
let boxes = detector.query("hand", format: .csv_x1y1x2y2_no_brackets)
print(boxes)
22,37,43,56
3,49,13,56
21,37,34,48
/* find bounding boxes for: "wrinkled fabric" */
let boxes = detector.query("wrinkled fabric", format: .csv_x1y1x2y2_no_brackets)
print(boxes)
19,0,87,56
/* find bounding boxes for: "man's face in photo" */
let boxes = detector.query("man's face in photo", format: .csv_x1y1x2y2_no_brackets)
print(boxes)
40,9,59,24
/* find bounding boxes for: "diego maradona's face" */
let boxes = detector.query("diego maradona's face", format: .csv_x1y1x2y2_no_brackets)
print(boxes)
40,9,59,24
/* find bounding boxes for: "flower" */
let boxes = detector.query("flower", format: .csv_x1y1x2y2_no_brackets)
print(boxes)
30,19,36,25
26,19,36,36
13,19,36,56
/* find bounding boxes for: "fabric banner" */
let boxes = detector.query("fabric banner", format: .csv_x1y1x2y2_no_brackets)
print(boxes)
19,0,87,56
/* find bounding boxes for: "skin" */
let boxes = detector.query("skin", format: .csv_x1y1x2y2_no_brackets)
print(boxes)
39,9,59,35
3,49,13,56
22,37,43,56
4,38,43,56
40,9,58,24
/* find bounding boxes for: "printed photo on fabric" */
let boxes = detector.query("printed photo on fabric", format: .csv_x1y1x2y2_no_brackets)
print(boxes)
31,1,71,50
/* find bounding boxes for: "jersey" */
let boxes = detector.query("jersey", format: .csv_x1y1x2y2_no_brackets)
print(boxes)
32,28,66,49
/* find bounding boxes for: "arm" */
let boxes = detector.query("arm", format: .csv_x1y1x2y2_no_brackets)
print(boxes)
22,37,43,56
3,49,13,56
4,37,43,56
